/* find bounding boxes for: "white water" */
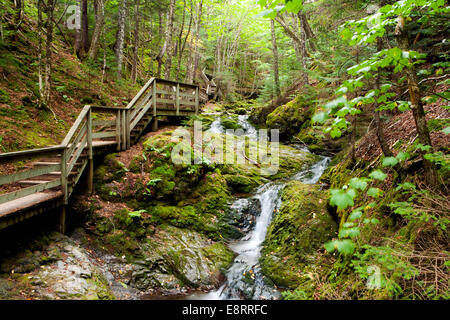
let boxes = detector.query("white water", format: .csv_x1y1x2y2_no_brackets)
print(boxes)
189,116,330,300
208,115,258,140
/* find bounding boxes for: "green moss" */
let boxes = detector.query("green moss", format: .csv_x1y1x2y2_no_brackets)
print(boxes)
220,115,242,130
0,89,11,104
201,242,235,271
266,89,316,138
224,174,259,193
260,181,337,288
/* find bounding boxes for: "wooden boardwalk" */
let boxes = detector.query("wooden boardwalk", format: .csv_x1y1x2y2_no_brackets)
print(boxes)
0,78,199,232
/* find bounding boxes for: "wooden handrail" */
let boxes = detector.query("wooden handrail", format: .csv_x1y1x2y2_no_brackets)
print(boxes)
0,145,65,161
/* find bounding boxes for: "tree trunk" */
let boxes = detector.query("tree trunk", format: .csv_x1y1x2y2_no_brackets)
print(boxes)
87,0,104,61
374,38,394,158
131,0,140,83
38,0,56,108
164,0,176,79
81,0,89,53
270,19,280,97
395,16,437,186
188,0,203,84
298,12,309,85
116,0,126,80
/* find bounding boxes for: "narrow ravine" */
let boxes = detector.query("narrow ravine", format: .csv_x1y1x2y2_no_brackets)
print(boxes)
188,116,330,300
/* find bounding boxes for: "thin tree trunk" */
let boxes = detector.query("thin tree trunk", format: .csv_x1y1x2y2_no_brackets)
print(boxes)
81,0,89,53
395,16,437,186
188,0,203,83
116,0,126,80
374,37,394,157
298,12,309,85
164,0,176,79
270,19,280,97
87,0,104,61
131,0,140,83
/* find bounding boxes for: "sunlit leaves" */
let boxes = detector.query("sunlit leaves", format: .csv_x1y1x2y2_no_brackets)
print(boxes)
349,177,368,191
324,239,356,255
382,156,399,167
330,189,355,210
369,169,387,181
367,187,383,198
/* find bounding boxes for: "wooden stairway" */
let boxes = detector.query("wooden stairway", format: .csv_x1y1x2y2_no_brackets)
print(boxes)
0,77,199,231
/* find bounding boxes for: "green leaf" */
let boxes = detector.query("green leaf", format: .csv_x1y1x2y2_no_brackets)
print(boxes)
382,156,398,167
324,239,356,255
128,209,146,218
349,209,363,221
339,227,360,239
396,151,409,161
367,187,383,198
442,127,450,135
330,189,354,210
312,112,328,124
369,170,387,181
349,177,368,191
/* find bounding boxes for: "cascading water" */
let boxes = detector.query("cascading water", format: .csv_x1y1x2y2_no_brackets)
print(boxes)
207,114,258,140
189,116,330,300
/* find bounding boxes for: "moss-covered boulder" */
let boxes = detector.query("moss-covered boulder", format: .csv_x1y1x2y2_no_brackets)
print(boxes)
130,225,234,291
266,93,314,139
260,181,337,288
224,174,260,193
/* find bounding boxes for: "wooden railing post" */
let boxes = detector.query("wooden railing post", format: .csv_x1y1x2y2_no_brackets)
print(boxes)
121,109,126,150
176,83,180,116
61,148,68,205
116,109,121,151
87,109,93,194
153,79,157,116
126,109,131,149
195,86,199,114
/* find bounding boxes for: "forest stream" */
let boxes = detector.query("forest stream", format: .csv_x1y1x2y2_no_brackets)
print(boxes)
186,116,330,300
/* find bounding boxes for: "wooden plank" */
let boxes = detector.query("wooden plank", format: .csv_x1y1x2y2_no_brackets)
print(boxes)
195,87,199,114
61,106,90,147
154,77,198,89
156,98,177,105
130,99,153,131
93,119,115,127
180,100,197,106
121,109,126,150
0,146,63,162
116,110,121,151
0,191,63,219
153,80,157,117
126,78,155,109
67,122,87,157
176,83,180,116
92,131,116,139
0,179,61,205
156,110,196,116
179,92,195,98
68,160,87,197
67,135,87,174
0,164,60,186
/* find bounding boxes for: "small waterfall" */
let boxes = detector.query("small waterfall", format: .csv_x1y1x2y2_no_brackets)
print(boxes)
207,115,258,140
187,114,330,300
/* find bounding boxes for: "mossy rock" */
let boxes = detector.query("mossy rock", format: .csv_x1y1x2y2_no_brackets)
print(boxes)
260,181,337,288
266,93,314,138
224,174,259,193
